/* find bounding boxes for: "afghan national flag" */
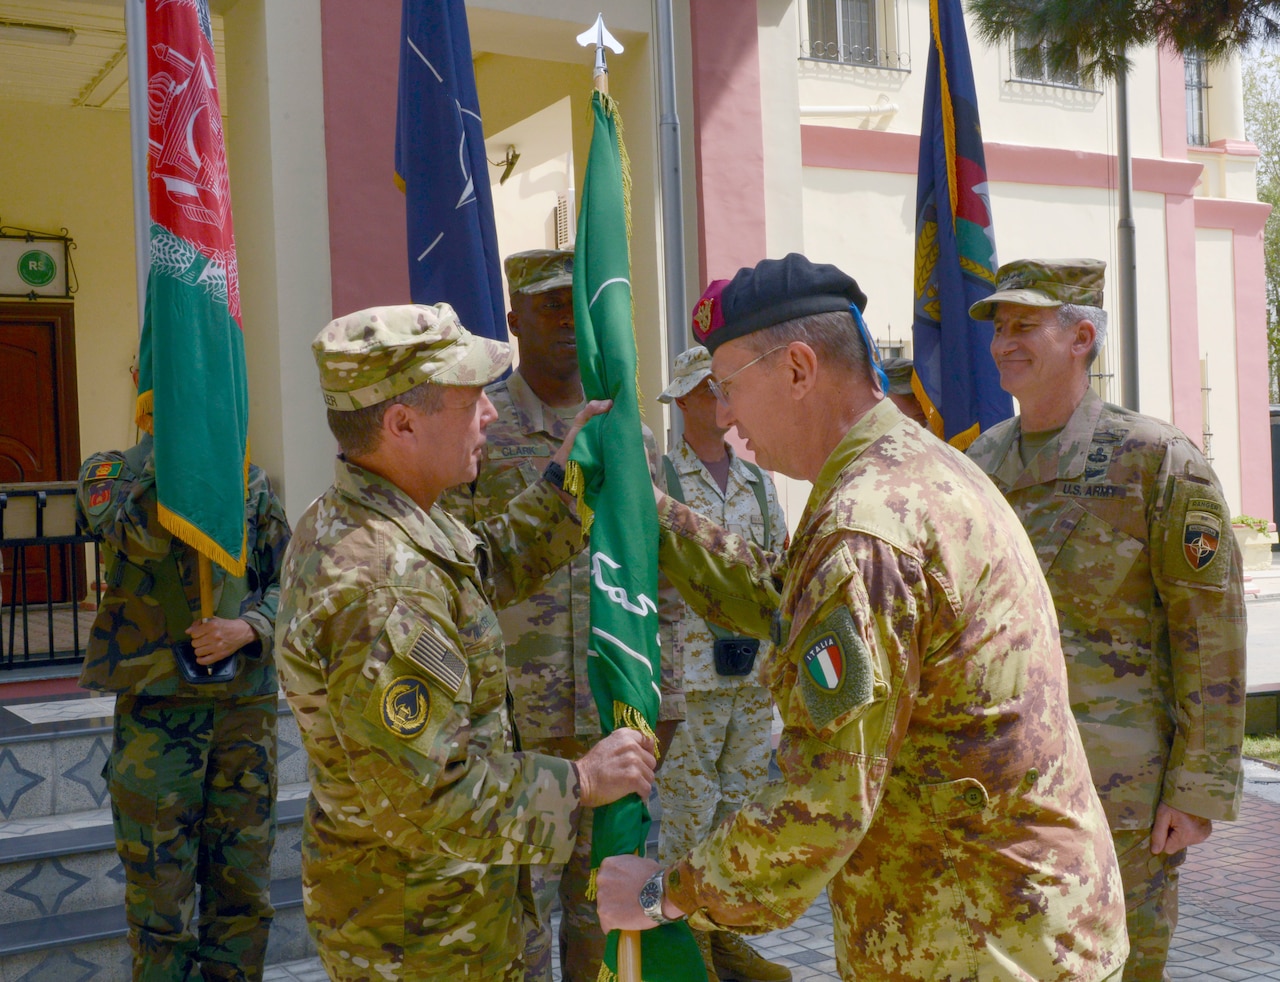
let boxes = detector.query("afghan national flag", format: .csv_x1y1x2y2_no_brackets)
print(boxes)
911,0,1011,449
135,0,248,575
395,0,507,342
568,90,703,981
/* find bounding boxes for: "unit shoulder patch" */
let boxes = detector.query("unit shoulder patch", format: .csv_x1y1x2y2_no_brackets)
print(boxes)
85,480,115,516
1162,480,1231,589
381,676,431,738
1183,501,1222,571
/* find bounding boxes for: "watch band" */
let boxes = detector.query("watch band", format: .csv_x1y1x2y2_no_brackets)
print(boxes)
638,868,673,926
543,459,567,490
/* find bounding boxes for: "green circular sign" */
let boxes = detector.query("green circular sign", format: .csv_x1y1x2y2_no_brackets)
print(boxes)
18,250,57,287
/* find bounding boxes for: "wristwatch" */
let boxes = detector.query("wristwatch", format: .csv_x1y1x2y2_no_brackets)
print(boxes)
638,868,674,926
543,459,567,490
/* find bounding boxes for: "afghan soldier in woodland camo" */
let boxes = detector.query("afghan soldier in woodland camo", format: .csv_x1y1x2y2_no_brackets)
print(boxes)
596,253,1129,981
967,259,1246,981
275,303,655,982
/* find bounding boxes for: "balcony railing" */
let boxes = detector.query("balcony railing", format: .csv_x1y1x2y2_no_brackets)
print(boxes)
0,483,100,671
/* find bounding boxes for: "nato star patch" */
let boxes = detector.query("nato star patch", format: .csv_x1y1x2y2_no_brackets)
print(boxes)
1183,506,1222,571
381,676,431,738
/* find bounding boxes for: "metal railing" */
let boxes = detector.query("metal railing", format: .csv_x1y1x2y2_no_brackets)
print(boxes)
0,482,100,670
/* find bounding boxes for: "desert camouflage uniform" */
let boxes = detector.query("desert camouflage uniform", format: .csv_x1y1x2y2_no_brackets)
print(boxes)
438,369,681,981
276,457,592,982
77,446,288,982
657,399,1129,980
655,438,786,866
968,388,1246,979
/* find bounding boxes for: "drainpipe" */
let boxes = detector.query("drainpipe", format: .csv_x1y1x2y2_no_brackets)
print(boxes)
125,0,148,338
1116,60,1139,411
654,0,687,448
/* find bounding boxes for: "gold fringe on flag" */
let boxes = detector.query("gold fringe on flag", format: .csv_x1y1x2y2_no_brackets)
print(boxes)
614,700,658,759
564,459,593,537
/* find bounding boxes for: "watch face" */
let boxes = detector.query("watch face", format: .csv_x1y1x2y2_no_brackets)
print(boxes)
639,876,663,914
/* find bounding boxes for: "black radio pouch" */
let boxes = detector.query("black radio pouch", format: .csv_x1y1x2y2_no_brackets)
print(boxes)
175,642,241,685
713,637,760,677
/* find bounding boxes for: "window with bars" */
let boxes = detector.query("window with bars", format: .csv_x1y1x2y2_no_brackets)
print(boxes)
1186,51,1210,146
1010,31,1082,87
804,0,907,70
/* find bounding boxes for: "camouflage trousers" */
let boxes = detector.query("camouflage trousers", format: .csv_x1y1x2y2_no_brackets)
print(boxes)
109,693,277,982
656,685,773,865
523,735,603,982
1113,828,1186,981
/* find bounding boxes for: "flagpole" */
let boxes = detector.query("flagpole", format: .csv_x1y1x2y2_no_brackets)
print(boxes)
124,0,148,340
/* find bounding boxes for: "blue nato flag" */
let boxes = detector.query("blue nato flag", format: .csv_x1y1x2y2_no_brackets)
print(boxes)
911,0,1011,448
395,0,508,342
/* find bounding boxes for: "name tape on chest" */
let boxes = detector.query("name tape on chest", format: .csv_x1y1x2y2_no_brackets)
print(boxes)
407,626,468,696
489,444,551,460
381,676,431,738
1057,481,1127,500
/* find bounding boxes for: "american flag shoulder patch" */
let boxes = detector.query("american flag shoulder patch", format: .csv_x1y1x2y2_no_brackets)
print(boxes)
407,626,467,696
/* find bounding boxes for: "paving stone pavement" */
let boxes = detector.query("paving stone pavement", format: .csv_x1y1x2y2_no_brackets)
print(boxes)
264,774,1280,982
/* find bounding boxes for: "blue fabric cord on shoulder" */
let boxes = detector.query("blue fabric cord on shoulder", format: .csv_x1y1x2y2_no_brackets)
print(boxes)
850,303,890,394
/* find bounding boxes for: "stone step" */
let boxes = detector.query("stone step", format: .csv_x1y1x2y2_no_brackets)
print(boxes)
0,695,308,821
0,784,308,923
0,876,313,982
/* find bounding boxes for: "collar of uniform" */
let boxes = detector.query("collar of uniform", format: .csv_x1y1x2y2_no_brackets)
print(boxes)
333,456,476,569
1003,388,1104,492
507,369,583,439
808,398,901,511
675,436,760,487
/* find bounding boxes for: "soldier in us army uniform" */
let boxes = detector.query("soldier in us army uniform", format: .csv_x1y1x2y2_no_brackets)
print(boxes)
77,434,290,982
966,259,1246,980
275,303,656,982
596,253,1129,981
439,249,683,982
655,313,791,982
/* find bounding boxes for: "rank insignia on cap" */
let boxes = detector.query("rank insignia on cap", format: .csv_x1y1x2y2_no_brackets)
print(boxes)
804,633,844,690
692,297,715,339
382,677,431,738
1183,508,1221,571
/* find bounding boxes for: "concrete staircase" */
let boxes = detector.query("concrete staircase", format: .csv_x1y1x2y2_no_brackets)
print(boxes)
0,691,315,981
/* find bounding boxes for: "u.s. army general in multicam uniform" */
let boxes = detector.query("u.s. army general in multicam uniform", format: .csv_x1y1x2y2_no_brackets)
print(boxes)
77,434,290,982
438,249,683,982
274,303,656,982
966,259,1246,981
596,253,1130,981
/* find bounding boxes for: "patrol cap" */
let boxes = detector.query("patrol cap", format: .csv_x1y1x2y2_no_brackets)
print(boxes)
968,259,1106,320
312,303,511,412
881,357,915,396
704,253,868,353
659,346,713,403
505,249,574,296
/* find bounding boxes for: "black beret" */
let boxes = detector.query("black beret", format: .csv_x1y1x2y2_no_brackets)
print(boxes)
703,253,868,353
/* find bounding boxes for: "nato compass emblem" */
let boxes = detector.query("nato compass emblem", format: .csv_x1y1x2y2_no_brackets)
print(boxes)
1183,509,1222,571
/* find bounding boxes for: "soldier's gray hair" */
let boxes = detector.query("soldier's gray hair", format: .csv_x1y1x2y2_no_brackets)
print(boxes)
1057,304,1108,366
742,309,876,386
326,380,446,457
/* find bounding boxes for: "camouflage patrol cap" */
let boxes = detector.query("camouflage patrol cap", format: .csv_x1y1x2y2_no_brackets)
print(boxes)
969,259,1106,320
659,346,713,403
312,303,511,412
505,249,574,296
881,357,915,396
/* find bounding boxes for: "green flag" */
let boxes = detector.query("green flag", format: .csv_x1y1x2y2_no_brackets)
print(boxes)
569,89,704,982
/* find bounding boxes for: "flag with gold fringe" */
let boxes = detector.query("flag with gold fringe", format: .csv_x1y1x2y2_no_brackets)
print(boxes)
567,89,705,982
135,0,248,574
911,0,1011,448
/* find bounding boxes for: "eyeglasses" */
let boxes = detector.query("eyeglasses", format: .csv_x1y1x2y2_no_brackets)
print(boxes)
706,345,787,403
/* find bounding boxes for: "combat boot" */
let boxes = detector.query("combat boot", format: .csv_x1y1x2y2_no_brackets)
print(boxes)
693,928,719,981
710,931,792,982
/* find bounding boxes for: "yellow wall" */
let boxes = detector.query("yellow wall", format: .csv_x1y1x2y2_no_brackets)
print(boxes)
0,101,139,465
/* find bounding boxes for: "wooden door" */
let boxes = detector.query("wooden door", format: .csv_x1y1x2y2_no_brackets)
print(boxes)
0,303,80,603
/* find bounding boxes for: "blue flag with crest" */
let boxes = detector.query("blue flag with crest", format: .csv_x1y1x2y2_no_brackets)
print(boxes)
911,0,1011,448
395,0,507,341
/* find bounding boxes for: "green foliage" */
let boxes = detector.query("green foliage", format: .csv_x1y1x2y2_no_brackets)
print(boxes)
1244,733,1280,763
968,0,1280,80
1233,514,1272,533
1243,49,1280,403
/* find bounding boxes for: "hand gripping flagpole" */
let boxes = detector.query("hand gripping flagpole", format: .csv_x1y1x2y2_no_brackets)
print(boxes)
576,17,637,980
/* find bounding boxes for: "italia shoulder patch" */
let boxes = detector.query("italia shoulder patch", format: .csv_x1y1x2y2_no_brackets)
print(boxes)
797,606,875,734
381,676,431,738
1183,501,1222,571
407,625,467,696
